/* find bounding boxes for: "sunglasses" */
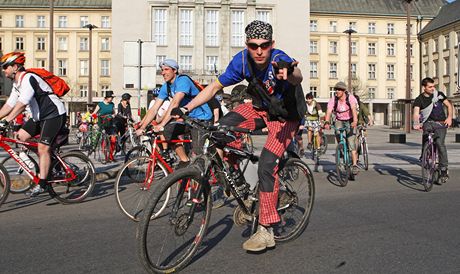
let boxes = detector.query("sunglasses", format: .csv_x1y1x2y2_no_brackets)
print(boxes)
335,89,345,92
246,41,272,51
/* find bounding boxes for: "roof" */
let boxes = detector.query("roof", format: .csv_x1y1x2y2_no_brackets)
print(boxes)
0,0,111,9
311,0,446,18
419,0,460,36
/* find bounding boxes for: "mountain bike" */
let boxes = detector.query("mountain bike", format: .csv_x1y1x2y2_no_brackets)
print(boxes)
137,117,315,273
0,125,96,207
356,124,369,171
333,125,354,186
420,122,447,192
116,118,140,155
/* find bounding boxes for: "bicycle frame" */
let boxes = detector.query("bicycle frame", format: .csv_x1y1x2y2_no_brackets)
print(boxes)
335,127,351,165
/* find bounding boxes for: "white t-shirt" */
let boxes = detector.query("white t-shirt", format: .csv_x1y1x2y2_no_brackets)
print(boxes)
148,98,170,119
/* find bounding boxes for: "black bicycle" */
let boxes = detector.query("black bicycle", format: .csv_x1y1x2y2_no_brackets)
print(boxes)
137,117,315,273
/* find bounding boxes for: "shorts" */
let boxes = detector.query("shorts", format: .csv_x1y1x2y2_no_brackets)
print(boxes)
334,120,356,151
163,120,209,155
22,114,66,146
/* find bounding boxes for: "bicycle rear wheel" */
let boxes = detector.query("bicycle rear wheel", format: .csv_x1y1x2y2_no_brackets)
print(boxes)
335,144,350,186
1,153,38,193
47,151,96,204
115,156,170,221
0,164,11,208
361,138,369,171
274,158,315,242
421,143,436,192
137,166,211,273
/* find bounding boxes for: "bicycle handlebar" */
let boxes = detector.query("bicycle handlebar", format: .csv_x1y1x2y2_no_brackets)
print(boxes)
183,115,252,135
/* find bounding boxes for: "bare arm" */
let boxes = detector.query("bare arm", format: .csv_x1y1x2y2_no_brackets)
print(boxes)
92,105,100,116
444,99,453,127
158,92,185,128
413,106,421,129
184,80,223,111
351,103,358,128
213,108,220,124
5,102,27,122
0,104,13,120
139,99,164,130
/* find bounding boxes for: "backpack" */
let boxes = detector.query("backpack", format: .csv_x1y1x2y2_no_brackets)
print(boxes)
333,93,358,122
166,74,205,99
20,68,70,97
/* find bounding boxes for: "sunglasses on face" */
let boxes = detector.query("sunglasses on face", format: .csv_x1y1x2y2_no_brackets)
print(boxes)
246,41,272,51
335,89,345,92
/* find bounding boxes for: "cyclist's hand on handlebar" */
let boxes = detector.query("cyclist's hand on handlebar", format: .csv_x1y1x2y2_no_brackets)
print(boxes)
351,121,357,129
135,128,145,136
271,60,299,80
171,107,189,118
413,124,422,131
153,125,164,133
444,117,452,128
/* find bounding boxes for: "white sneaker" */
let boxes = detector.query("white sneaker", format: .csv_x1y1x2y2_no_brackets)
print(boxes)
242,225,275,251
27,184,45,197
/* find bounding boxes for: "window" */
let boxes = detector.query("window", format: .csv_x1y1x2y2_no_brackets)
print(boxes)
37,15,46,28
36,59,46,68
206,56,218,74
368,64,376,79
101,16,110,28
368,87,376,99
231,10,245,47
410,64,414,80
434,38,439,52
387,88,395,99
351,41,357,55
368,22,376,34
445,35,450,49
205,10,219,46
101,85,110,97
101,37,110,51
58,36,68,51
457,31,460,44
387,43,395,56
329,21,337,32
329,41,338,54
387,23,395,34
329,87,335,98
179,9,193,46
37,37,46,51
433,60,438,77
80,16,89,28
387,64,395,80
179,55,192,71
80,85,88,97
310,41,318,54
156,55,166,70
153,9,167,46
0,37,3,52
80,60,88,76
0,15,2,27
16,15,24,28
409,44,413,56
424,62,428,78
58,59,67,76
80,37,89,51
15,37,24,50
256,10,270,23
310,86,318,98
349,22,357,31
444,57,450,75
351,63,357,78
310,62,318,78
310,20,317,32
101,60,110,76
329,62,337,78
368,42,376,55
58,16,67,28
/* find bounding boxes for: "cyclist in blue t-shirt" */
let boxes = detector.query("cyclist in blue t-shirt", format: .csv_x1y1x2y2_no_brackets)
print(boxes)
176,20,303,252
137,59,212,168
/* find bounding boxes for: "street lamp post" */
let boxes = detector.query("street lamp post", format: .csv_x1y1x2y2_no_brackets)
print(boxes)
343,27,357,94
83,24,98,105
404,0,415,133
49,0,54,73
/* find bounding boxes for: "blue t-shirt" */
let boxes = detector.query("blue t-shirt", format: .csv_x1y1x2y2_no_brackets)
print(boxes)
158,75,212,120
218,48,294,100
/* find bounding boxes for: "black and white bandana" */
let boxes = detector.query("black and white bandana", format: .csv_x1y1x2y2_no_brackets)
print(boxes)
245,20,273,41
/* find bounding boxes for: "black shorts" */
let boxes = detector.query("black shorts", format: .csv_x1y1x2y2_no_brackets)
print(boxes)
22,114,66,146
163,120,210,155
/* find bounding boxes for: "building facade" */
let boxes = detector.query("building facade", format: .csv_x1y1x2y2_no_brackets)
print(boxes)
0,0,111,113
310,0,444,126
112,0,310,113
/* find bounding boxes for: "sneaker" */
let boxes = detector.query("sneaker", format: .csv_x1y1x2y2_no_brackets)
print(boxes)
175,161,190,170
242,225,275,252
440,168,449,180
27,184,45,197
352,165,359,175
306,143,312,150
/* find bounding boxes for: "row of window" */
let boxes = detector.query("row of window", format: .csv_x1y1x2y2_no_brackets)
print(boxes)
155,55,220,74
1,36,110,52
424,56,457,78
309,86,395,99
310,62,413,80
310,40,413,56
310,20,410,35
33,59,110,77
153,9,270,47
423,32,460,54
78,85,110,98
0,15,110,28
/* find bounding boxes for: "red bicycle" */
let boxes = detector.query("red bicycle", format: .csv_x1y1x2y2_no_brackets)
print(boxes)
0,126,96,207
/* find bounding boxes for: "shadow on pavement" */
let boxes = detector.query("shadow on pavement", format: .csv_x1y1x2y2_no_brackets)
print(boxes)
373,163,424,192
84,180,115,202
384,153,420,165
0,194,52,213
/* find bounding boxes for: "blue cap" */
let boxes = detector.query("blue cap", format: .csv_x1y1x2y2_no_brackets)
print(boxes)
160,59,179,71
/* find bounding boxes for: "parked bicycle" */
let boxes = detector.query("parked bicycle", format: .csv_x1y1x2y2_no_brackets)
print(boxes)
420,122,447,192
356,125,369,171
0,125,96,207
137,117,315,273
333,125,355,186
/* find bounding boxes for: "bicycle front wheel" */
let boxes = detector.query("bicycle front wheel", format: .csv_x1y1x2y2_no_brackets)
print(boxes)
421,143,436,192
47,151,96,204
124,145,152,163
1,155,38,193
0,164,11,208
274,158,315,242
360,138,369,171
115,156,170,221
137,166,212,273
335,144,349,186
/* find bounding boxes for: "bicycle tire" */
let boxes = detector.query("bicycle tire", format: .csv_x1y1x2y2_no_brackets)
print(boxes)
115,156,171,221
0,164,11,208
137,166,212,273
47,151,96,204
120,133,140,156
124,145,152,163
320,134,328,155
1,155,38,193
335,144,349,186
361,138,369,171
274,158,315,242
421,142,435,192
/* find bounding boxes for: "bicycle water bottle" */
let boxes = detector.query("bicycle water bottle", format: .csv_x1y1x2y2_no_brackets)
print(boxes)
18,151,35,170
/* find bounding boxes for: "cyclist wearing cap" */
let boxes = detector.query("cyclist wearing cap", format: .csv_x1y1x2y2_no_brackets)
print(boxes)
0,52,67,196
324,81,359,175
177,20,303,251
137,59,212,169
298,92,324,153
